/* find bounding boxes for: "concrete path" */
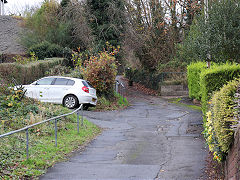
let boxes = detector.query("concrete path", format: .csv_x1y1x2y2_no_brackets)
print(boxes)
41,90,207,180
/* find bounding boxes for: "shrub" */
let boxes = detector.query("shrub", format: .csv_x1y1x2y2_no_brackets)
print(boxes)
157,58,187,72
125,68,162,90
177,0,240,64
45,64,71,76
205,79,239,162
0,58,67,84
28,41,71,60
187,61,207,100
81,50,118,98
125,68,186,90
13,52,38,64
200,63,240,116
21,0,93,51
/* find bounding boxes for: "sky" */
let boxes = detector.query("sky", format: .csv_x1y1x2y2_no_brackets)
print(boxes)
4,0,60,15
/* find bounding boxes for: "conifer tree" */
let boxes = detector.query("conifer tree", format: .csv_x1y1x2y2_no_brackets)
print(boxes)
86,0,126,51
60,0,70,8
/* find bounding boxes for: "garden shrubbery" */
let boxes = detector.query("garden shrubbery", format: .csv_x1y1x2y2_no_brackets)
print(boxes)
125,68,162,90
80,49,118,98
200,63,240,116
28,41,72,60
205,79,239,162
177,0,240,64
187,61,240,162
187,61,207,100
0,58,67,84
187,62,240,116
125,68,187,90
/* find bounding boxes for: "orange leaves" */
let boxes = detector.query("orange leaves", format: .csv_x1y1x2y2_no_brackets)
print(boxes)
81,48,119,95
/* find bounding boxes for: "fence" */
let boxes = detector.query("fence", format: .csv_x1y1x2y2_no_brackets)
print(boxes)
115,80,126,100
0,104,84,160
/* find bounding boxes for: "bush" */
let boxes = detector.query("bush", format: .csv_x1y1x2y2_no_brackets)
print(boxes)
125,68,186,90
13,52,38,65
187,61,207,100
81,50,118,98
157,58,187,72
21,0,93,51
177,0,240,64
45,64,71,76
0,58,67,84
28,41,71,60
125,68,161,90
205,79,239,162
200,63,240,116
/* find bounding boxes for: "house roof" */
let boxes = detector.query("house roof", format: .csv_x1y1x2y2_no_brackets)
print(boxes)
0,16,26,55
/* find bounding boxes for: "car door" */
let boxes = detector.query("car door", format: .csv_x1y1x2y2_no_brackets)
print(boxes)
47,78,74,103
28,77,55,102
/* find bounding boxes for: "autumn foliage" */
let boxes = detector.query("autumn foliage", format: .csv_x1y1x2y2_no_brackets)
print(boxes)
81,49,118,98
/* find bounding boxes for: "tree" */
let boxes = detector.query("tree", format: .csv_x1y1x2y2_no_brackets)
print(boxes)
86,0,126,51
177,0,240,63
21,0,93,50
124,0,173,70
60,0,70,7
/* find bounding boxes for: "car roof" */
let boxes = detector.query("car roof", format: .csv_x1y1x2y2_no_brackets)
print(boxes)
40,76,84,82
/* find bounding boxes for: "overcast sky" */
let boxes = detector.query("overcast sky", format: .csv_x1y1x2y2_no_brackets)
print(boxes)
4,0,60,15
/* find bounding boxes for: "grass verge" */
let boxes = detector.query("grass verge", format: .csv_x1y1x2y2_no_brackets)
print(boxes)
0,119,101,179
168,98,202,111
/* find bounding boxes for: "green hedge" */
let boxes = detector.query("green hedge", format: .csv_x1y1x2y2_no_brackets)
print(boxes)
0,58,67,84
205,79,239,161
200,63,240,116
187,61,207,100
28,41,72,60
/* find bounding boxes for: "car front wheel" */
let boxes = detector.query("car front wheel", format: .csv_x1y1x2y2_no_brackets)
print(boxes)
63,95,79,109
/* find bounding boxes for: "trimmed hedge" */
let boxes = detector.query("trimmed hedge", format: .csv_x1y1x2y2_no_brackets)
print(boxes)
205,79,239,161
200,63,240,116
28,41,72,60
187,61,207,100
0,58,67,84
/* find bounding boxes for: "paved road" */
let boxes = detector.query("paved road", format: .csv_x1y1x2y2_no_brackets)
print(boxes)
41,90,207,180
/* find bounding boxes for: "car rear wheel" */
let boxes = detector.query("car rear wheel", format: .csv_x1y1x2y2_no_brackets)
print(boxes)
63,95,79,109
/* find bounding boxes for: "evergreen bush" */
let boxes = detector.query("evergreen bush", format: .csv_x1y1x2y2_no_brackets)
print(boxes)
205,79,239,161
0,58,67,84
28,41,71,60
187,61,207,100
200,63,240,116
177,0,240,64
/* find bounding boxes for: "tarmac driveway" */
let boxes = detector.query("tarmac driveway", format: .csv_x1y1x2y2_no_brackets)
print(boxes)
41,90,207,180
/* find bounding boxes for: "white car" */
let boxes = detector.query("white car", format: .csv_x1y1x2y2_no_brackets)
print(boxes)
21,76,97,109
